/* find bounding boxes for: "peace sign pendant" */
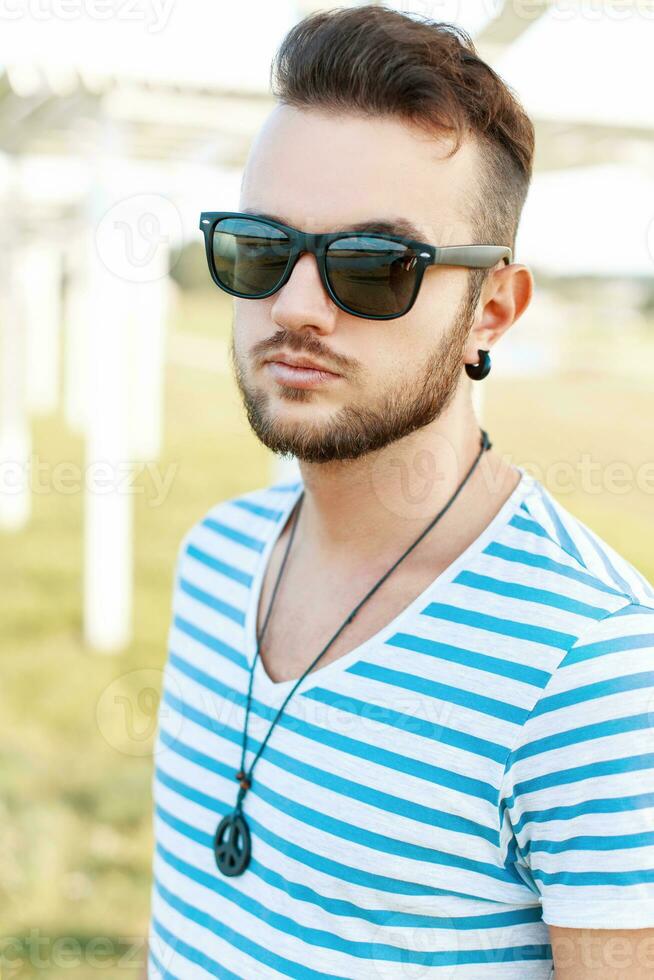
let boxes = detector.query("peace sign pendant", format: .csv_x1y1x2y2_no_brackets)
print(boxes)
214,810,251,877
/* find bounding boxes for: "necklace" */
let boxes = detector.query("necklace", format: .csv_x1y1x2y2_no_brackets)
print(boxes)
213,427,493,876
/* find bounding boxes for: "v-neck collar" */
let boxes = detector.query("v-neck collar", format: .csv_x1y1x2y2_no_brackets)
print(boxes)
243,467,534,705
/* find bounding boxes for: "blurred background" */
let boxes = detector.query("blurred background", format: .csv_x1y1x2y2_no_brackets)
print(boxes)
1,0,653,976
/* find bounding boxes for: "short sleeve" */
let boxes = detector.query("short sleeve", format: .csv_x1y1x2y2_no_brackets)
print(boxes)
498,602,654,928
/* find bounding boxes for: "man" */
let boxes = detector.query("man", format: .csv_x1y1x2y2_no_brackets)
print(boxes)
148,6,654,977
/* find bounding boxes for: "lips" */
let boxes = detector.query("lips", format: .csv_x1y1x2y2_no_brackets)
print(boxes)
265,360,341,389
268,354,339,375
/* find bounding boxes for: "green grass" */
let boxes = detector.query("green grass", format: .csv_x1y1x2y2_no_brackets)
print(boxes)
1,290,652,977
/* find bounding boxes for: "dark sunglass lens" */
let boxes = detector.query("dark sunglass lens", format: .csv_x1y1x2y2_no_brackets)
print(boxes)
325,236,419,317
211,217,292,296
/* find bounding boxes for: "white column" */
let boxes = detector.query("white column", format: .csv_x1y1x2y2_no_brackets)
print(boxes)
17,243,62,417
127,249,169,462
63,236,90,436
0,248,31,531
83,127,133,653
83,258,133,651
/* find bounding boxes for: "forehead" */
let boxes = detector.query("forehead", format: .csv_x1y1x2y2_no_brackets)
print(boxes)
239,104,476,242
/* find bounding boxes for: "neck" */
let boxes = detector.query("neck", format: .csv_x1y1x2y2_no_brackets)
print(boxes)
291,399,516,569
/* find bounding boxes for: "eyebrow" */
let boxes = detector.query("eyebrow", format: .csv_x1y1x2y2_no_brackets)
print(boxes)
241,208,428,242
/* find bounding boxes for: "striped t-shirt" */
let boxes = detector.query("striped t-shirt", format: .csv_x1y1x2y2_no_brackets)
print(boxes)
147,466,654,979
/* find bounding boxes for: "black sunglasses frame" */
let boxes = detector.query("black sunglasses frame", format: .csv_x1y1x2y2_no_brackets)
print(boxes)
199,211,513,321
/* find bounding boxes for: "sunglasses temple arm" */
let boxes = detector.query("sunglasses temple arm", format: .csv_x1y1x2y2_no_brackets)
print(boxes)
432,245,512,267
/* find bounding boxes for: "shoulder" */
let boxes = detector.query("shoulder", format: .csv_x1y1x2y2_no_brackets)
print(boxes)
500,595,654,792
506,471,654,610
171,477,303,586
491,474,654,766
556,596,654,685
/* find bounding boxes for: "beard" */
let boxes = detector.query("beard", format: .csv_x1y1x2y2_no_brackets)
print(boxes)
229,277,482,465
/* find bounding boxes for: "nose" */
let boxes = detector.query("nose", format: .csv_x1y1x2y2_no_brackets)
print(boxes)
269,251,339,334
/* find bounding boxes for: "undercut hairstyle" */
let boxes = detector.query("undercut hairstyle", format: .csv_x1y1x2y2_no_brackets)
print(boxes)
270,3,535,307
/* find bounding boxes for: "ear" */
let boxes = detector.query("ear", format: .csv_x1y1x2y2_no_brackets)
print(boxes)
465,263,533,361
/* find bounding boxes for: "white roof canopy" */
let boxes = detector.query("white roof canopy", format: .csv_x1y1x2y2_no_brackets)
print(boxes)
0,0,298,92
495,6,654,130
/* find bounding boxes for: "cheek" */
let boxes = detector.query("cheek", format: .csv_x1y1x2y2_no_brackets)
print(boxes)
419,267,469,313
350,330,419,388
371,316,434,373
233,299,275,351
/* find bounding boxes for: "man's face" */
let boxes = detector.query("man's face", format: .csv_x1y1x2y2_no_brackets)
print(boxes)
230,104,484,464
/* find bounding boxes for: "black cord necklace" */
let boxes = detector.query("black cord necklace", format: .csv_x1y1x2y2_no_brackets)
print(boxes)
213,427,492,876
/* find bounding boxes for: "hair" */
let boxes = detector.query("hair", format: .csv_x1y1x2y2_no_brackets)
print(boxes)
270,3,535,306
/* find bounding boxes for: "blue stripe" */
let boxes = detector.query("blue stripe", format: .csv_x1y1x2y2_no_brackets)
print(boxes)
302,685,511,764
532,865,654,888
165,653,503,805
148,943,182,980
510,714,654,765
347,660,531,725
156,893,336,980
231,498,285,521
423,602,575,649
509,513,551,538
186,543,252,587
155,771,491,903
171,619,248,671
158,841,395,964
155,862,549,969
453,570,608,620
613,602,654,618
151,915,243,979
503,837,539,896
508,791,654,837
386,630,551,687
574,519,636,597
158,687,500,842
535,493,586,566
153,920,245,980
260,724,502,822
167,651,240,707
504,752,654,805
157,723,232,781
155,799,541,930
483,542,629,599
156,800,215,846
202,516,266,553
563,630,654,666
532,671,654,718
178,577,245,625
526,828,654,856
268,481,302,492
156,725,513,883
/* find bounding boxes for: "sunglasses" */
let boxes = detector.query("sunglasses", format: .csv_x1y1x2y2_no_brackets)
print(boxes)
199,211,512,321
